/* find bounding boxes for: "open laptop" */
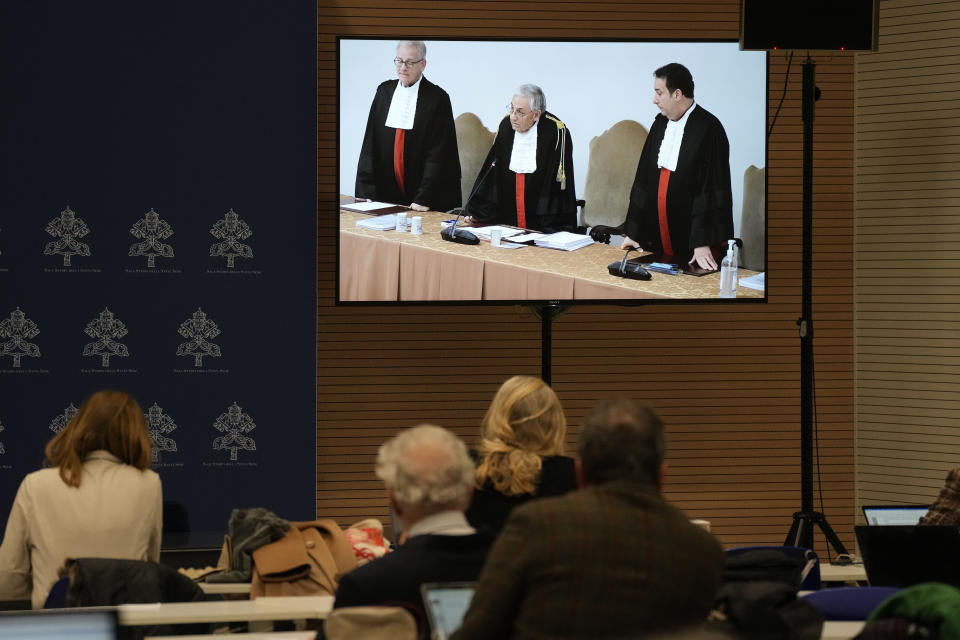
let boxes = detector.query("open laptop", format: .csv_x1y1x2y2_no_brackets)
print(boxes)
0,608,118,639
862,504,929,526
420,582,476,640
855,524,960,588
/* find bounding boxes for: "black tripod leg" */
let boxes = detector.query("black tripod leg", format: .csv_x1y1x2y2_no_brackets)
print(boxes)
814,512,849,556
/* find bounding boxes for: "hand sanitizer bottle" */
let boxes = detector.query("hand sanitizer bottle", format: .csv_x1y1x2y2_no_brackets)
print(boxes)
719,239,738,298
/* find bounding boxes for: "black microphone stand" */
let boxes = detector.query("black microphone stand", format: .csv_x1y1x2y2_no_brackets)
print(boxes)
784,55,848,556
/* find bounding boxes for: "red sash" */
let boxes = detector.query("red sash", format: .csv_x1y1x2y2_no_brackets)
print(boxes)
657,167,674,257
515,173,527,229
393,129,406,197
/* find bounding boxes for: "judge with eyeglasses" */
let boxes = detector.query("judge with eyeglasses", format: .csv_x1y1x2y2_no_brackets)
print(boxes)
465,84,577,233
355,40,461,213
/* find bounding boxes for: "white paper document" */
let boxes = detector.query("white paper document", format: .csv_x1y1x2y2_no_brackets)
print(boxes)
467,226,525,239
356,214,398,230
534,231,594,251
342,201,401,213
508,232,548,243
739,272,765,291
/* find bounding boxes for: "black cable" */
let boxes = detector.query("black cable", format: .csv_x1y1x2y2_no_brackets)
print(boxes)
767,51,794,139
812,352,831,562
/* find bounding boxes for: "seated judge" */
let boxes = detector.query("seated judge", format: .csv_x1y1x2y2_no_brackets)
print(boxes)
355,40,462,213
465,375,577,535
0,390,162,608
465,84,577,232
621,63,734,271
333,425,492,615
452,398,724,639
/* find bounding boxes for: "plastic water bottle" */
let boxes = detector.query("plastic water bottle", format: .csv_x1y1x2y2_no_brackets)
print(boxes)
718,239,738,298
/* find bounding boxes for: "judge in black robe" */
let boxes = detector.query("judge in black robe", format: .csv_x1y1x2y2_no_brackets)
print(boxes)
466,89,577,233
622,63,733,270
355,43,461,212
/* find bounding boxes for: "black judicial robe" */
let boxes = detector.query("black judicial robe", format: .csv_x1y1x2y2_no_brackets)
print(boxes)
624,104,733,262
355,76,462,212
467,112,577,233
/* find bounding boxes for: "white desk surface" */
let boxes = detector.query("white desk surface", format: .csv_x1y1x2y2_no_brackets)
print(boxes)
150,633,316,640
820,563,867,583
197,581,251,595
821,620,865,640
117,595,333,626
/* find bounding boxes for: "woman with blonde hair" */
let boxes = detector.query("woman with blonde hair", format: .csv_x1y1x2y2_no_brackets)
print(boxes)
0,390,162,608
465,375,577,534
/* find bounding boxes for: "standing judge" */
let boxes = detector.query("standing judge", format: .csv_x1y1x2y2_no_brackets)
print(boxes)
355,40,461,213
621,63,733,271
465,85,577,232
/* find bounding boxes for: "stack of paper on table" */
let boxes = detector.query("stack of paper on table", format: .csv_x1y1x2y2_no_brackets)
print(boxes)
356,214,398,230
739,272,765,291
534,231,594,251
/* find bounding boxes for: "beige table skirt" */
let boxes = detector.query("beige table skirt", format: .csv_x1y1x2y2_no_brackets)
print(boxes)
339,208,762,303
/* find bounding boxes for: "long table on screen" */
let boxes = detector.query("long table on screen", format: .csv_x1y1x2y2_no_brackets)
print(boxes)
338,207,763,302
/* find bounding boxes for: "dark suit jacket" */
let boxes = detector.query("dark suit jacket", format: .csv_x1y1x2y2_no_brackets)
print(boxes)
333,531,492,613
452,480,724,640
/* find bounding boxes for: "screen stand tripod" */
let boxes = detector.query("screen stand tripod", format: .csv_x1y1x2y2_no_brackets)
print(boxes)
784,56,848,556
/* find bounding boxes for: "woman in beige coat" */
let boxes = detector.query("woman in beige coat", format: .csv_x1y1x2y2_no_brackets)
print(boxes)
0,390,162,608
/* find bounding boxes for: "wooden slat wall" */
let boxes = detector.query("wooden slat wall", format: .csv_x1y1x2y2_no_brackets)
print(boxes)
855,0,960,517
318,0,856,555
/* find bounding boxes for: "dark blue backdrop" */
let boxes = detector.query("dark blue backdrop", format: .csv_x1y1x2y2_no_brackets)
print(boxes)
0,0,317,535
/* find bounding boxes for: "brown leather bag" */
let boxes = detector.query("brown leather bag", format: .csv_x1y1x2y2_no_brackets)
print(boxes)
249,519,358,598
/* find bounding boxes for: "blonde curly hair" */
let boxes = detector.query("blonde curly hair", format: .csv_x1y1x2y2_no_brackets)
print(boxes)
475,376,567,496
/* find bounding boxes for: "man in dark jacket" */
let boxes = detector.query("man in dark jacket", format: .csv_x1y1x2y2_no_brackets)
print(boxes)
355,40,462,213
333,425,491,617
465,84,577,233
453,398,724,640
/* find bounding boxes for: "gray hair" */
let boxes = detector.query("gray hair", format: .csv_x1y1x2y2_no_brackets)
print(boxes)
396,40,427,60
375,424,475,514
515,84,546,112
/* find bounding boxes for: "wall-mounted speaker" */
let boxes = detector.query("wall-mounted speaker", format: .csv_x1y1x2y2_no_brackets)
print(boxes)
740,0,879,51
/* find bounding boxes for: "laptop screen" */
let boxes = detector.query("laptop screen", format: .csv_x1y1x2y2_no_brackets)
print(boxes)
420,582,476,640
0,609,118,640
862,505,929,526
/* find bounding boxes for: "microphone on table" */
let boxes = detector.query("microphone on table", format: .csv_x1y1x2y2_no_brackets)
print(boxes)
607,246,652,281
441,159,497,245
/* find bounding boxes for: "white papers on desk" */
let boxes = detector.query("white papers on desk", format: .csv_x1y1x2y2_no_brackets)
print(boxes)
355,214,398,230
739,272,765,291
343,201,401,213
466,226,525,240
508,232,547,243
534,231,594,251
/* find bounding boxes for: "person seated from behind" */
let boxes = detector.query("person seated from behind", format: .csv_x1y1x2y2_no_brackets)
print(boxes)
919,467,960,526
465,375,577,535
0,390,162,608
333,424,492,616
452,398,724,640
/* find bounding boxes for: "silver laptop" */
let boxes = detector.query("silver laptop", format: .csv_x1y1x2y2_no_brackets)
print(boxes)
420,582,476,640
0,608,118,640
862,504,929,526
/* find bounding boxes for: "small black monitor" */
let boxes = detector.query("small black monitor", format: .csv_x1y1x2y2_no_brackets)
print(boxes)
855,525,960,588
740,0,879,51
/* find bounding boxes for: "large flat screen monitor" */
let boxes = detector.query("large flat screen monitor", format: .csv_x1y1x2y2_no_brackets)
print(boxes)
337,38,768,305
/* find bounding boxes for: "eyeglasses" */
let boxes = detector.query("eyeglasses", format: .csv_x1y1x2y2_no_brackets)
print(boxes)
394,57,424,68
506,104,534,118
